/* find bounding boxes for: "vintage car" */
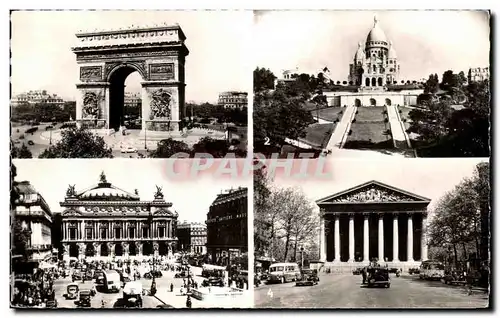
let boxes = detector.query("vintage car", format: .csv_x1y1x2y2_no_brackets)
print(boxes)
296,269,319,286
72,271,82,282
352,268,364,275
95,271,105,284
66,283,79,300
123,282,143,308
144,270,163,279
78,290,92,308
202,277,224,287
408,268,420,275
366,267,390,288
46,300,58,308
174,271,190,279
443,272,467,286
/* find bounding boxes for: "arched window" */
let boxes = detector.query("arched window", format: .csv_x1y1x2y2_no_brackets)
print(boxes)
378,77,383,86
385,98,392,106
365,78,370,86
373,65,376,72
371,78,376,86
354,99,361,107
370,98,376,106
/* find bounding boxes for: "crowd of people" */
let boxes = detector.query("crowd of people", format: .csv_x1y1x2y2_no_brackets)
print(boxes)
12,267,58,308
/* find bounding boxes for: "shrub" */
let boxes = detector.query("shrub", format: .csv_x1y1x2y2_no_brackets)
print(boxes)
351,118,356,123
398,110,402,114
384,118,389,123
348,129,352,135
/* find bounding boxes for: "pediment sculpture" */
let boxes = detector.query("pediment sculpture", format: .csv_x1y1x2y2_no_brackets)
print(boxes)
63,209,81,216
153,242,159,251
332,186,418,203
154,209,172,216
150,89,171,119
82,92,100,119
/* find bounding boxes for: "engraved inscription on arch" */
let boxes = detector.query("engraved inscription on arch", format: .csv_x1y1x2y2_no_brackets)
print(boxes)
149,63,175,80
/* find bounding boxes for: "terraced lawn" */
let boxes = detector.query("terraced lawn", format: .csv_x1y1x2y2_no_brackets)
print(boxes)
300,123,335,148
354,106,386,122
314,107,344,122
344,122,393,149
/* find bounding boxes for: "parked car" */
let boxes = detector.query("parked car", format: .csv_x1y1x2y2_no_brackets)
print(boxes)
72,271,82,282
121,146,137,153
352,268,363,275
296,269,319,286
366,267,390,288
408,268,420,275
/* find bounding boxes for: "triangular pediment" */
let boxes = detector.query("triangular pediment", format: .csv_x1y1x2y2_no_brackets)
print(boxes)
316,180,431,205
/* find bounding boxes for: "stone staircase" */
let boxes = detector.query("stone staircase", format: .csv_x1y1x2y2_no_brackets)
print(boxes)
325,105,357,150
386,105,411,149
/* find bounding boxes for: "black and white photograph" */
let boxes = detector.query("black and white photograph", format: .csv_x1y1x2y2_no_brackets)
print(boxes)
10,159,250,308
253,11,490,158
254,159,490,308
10,10,250,159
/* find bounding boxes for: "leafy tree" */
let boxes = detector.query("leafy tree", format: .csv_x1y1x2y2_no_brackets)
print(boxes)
191,137,230,158
149,138,191,158
38,127,113,158
254,167,273,258
424,73,439,94
12,219,31,261
14,144,33,158
254,67,276,93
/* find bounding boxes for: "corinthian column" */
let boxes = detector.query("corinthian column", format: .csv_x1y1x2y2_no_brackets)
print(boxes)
334,215,340,262
421,213,428,261
407,214,414,262
363,214,369,262
393,214,399,262
378,214,384,261
319,215,326,262
348,214,355,262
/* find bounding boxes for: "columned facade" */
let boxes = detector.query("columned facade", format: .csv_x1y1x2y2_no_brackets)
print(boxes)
60,172,178,262
316,181,431,270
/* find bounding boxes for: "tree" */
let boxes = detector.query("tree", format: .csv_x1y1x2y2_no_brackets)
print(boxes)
254,167,273,258
11,143,33,159
149,138,191,158
12,219,31,261
38,127,113,158
424,74,439,94
428,165,489,268
191,137,230,158
254,67,277,93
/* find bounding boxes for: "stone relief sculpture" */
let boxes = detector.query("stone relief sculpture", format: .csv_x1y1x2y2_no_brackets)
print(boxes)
82,92,100,119
150,89,171,119
63,244,70,254
333,186,417,203
66,184,76,197
122,242,129,253
135,241,142,253
153,242,159,251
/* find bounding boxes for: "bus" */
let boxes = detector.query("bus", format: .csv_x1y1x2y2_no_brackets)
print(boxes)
268,263,301,284
419,260,445,280
103,270,121,293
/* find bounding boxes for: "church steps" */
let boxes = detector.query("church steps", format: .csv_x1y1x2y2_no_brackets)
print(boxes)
325,105,356,150
386,105,411,149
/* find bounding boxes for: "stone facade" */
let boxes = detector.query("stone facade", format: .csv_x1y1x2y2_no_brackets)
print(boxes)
316,181,430,269
72,25,189,132
59,172,178,262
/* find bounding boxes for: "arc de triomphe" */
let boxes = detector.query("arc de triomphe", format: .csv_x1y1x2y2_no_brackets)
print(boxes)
72,24,189,135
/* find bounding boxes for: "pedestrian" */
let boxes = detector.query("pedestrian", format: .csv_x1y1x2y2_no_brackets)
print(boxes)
362,267,367,284
186,295,192,308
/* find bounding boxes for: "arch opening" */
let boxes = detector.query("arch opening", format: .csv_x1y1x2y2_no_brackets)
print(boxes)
385,98,392,106
159,243,168,256
101,243,109,257
370,98,377,106
371,78,376,86
378,77,383,86
143,242,153,256
365,78,370,87
129,242,137,256
115,243,123,256
108,65,144,131
69,244,79,258
354,99,361,107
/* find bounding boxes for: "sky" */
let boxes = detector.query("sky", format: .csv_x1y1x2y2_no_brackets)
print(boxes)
10,10,253,103
13,159,250,223
271,158,488,214
254,10,490,82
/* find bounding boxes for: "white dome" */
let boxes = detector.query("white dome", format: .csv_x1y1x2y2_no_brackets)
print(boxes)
354,42,365,60
388,41,397,59
79,187,136,199
366,16,388,44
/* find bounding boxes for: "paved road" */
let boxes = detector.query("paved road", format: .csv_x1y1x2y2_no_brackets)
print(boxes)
255,274,489,309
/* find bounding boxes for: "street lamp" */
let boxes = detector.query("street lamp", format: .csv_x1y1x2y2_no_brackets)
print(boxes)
48,127,52,145
300,246,304,269
144,126,147,150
